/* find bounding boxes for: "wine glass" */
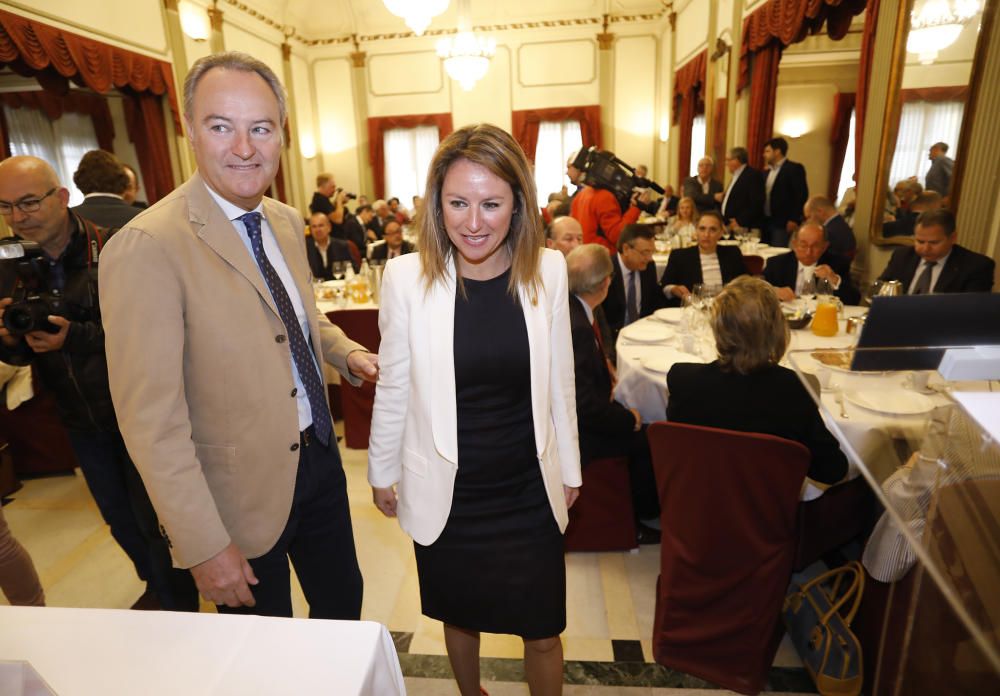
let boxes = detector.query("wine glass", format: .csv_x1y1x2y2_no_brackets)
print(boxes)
331,261,346,281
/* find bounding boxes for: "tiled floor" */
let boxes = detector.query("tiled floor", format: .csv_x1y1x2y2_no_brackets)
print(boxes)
2,426,816,695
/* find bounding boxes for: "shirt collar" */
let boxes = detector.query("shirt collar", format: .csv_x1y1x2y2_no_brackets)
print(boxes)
574,294,595,325
921,251,951,268
83,192,124,200
203,183,265,223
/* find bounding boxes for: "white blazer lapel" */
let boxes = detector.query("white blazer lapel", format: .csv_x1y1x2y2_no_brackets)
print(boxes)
428,261,458,464
519,280,550,457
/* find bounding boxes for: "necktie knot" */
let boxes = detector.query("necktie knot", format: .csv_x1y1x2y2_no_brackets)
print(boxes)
239,212,263,241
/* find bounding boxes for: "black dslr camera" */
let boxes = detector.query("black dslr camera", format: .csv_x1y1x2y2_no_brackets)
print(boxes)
336,187,358,201
570,147,665,212
0,239,79,335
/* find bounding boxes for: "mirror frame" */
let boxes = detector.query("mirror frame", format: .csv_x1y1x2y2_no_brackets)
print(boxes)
868,0,992,247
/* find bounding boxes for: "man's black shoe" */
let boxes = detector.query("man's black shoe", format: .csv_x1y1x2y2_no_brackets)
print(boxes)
636,523,661,545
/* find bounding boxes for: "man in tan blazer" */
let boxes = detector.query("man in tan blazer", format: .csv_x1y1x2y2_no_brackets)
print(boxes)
99,52,378,618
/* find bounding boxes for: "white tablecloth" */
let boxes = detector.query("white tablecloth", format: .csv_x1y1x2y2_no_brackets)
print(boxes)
0,606,405,696
613,308,961,497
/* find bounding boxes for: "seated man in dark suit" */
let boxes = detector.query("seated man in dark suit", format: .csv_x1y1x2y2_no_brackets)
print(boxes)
803,195,856,257
660,209,745,304
764,223,860,305
369,220,414,261
566,244,660,543
717,146,765,233
305,212,356,280
878,209,995,294
682,156,723,212
70,150,140,229
600,224,667,346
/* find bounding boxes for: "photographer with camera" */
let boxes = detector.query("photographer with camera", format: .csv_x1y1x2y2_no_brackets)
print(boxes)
309,173,353,227
0,155,197,611
570,148,644,254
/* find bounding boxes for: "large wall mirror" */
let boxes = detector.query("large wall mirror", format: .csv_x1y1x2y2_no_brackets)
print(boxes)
872,0,989,245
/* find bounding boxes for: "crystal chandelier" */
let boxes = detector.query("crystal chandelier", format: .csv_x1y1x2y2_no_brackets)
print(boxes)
906,0,980,64
436,0,495,91
383,0,449,36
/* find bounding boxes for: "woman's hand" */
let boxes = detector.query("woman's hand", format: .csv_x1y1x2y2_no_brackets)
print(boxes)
564,485,580,510
372,486,398,517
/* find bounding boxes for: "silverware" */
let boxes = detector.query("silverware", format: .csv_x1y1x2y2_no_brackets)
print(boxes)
835,390,849,419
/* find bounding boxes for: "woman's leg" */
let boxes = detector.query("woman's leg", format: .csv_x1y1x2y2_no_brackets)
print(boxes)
523,635,563,695
0,505,44,606
444,623,482,695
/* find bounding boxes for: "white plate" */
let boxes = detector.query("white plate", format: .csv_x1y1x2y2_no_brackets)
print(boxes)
640,348,704,374
652,307,684,324
844,389,936,416
620,322,673,344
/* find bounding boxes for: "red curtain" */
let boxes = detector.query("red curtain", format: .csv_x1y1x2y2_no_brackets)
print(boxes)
0,91,114,156
855,0,879,166
739,0,867,168
712,97,728,175
511,105,602,164
367,113,454,200
122,93,174,203
827,92,856,200
674,51,707,188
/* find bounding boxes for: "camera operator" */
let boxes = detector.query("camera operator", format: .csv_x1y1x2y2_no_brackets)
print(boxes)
570,150,642,255
0,155,197,611
309,172,349,227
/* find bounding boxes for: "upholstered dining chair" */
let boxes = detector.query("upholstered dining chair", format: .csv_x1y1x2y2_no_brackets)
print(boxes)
325,309,380,449
742,254,765,276
647,421,809,695
563,456,638,552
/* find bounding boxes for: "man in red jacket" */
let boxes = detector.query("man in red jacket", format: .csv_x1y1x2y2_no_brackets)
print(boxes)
570,179,641,254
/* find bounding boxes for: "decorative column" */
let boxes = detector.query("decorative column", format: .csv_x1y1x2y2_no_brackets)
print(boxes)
349,36,375,198
208,0,225,53
161,0,195,179
597,14,615,152
724,0,743,176
281,39,306,212
703,0,719,161
664,9,677,187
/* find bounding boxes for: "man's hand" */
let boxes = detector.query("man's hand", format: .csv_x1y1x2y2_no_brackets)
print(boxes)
347,350,379,382
786,220,799,234
630,407,642,432
814,265,840,285
0,298,19,347
671,285,691,300
189,542,258,608
564,485,580,510
713,192,724,203
372,486,397,517
775,286,797,302
24,316,70,353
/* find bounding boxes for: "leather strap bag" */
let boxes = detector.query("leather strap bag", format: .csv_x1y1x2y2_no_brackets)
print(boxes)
782,561,865,696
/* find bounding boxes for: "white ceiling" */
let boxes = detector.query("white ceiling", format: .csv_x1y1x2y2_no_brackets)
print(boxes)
238,0,667,41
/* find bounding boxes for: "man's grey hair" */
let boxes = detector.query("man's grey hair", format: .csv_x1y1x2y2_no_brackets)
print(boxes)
728,147,749,165
184,52,288,128
567,244,613,295
698,156,715,167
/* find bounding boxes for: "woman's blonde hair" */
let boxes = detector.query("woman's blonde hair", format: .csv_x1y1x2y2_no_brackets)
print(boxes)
416,124,543,298
710,276,789,374
677,196,696,219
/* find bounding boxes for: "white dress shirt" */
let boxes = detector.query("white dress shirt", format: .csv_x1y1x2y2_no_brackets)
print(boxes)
206,185,318,431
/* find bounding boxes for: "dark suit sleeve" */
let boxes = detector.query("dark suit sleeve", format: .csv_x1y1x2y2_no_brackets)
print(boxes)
878,248,909,283
827,254,860,305
791,163,809,224
801,402,848,484
571,310,636,436
741,170,766,229
660,250,687,291
960,253,996,292
762,254,787,289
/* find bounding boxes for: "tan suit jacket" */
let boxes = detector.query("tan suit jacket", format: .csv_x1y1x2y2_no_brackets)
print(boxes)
367,249,582,545
99,173,365,568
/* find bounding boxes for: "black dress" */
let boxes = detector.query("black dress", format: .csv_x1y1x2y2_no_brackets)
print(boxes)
413,268,566,639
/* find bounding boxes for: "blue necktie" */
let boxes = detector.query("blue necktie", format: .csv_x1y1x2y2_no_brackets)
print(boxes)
240,212,332,446
626,270,638,325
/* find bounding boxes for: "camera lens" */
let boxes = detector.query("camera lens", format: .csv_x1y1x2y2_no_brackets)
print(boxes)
4,306,35,334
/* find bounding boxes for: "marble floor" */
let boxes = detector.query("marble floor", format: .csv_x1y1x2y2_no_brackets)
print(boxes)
2,425,818,695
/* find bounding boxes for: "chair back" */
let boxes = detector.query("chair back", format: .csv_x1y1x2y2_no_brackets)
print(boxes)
647,421,809,694
742,254,764,276
563,456,637,552
346,240,362,270
325,309,380,448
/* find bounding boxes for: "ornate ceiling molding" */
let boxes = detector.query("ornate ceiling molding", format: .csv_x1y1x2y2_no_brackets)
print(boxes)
219,1,664,47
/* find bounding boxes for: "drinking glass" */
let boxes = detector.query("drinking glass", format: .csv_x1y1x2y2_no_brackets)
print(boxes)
331,261,346,281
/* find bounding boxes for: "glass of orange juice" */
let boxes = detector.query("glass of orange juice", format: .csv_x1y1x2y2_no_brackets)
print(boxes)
811,299,839,337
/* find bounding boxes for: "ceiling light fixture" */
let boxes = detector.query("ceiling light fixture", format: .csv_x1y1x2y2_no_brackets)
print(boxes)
436,0,495,91
906,0,980,64
178,0,210,42
383,0,449,37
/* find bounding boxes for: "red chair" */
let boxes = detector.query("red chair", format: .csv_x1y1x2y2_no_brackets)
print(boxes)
742,254,764,276
346,240,362,271
0,372,78,476
647,422,809,695
793,475,876,570
325,309,380,449
563,456,637,552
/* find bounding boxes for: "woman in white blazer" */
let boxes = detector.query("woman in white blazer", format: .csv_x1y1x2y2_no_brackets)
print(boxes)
369,124,581,696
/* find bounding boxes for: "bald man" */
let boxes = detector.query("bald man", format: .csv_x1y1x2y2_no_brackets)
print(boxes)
0,156,197,610
545,216,584,257
763,222,859,305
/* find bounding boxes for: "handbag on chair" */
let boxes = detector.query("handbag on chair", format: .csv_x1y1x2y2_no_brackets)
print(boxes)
782,561,865,696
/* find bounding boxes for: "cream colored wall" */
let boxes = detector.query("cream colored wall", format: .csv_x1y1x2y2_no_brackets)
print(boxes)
7,0,168,56
901,17,978,88
613,34,658,172
772,82,838,200
674,1,708,66
311,58,360,196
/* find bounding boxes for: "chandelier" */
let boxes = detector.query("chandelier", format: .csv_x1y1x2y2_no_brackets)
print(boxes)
906,0,980,64
382,0,449,36
436,0,495,91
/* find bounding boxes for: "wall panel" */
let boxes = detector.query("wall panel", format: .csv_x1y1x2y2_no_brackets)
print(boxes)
451,46,512,132
613,35,657,169
313,58,361,194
